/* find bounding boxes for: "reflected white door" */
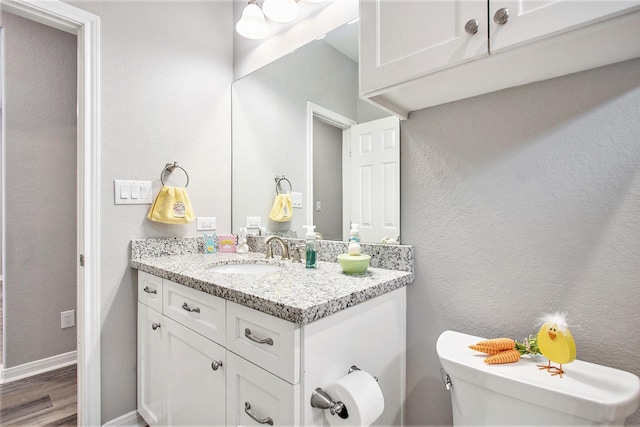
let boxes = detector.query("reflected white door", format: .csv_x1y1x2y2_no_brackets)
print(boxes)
349,116,400,243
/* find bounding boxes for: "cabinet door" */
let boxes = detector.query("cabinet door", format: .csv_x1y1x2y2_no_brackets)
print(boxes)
137,303,164,427
360,0,488,95
164,316,226,426
226,352,299,426
490,0,640,52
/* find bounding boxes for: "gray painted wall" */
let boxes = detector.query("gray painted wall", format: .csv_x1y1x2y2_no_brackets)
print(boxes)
2,12,77,367
402,58,640,425
66,1,233,421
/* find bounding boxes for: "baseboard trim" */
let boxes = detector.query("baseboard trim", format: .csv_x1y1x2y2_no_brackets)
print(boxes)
103,410,146,427
0,350,76,384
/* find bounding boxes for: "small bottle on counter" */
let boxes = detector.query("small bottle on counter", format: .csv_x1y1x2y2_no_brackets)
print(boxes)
303,225,317,269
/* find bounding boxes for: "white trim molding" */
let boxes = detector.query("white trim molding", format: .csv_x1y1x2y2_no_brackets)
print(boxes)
102,411,146,427
0,351,77,384
0,1,101,425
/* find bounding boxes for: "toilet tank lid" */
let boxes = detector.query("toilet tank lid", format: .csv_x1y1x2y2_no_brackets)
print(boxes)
436,330,640,423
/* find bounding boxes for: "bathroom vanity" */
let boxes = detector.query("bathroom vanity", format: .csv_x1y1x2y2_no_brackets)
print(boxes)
131,238,413,426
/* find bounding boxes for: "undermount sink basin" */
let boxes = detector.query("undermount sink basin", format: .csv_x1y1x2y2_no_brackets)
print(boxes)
207,263,283,274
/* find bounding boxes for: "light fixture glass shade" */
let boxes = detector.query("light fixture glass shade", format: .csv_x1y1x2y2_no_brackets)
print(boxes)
304,0,327,3
236,1,269,40
262,0,299,24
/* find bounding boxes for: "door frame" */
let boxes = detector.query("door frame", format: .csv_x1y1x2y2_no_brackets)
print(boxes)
306,102,356,238
0,0,101,424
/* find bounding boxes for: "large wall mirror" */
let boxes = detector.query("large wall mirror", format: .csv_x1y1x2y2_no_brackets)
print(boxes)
232,21,400,243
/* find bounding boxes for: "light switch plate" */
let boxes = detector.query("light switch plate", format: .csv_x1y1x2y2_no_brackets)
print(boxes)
114,180,153,204
291,191,302,208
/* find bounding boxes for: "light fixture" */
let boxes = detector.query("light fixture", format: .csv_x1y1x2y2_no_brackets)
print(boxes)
262,0,299,24
236,0,269,40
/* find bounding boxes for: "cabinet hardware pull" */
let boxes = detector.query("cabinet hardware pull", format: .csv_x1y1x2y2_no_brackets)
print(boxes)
211,360,223,371
244,328,274,345
182,302,200,313
493,7,509,25
151,323,161,330
244,401,273,425
464,19,479,35
143,286,157,295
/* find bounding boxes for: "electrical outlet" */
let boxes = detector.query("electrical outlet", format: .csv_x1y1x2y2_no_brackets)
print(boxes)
61,310,75,329
246,216,261,228
196,217,216,231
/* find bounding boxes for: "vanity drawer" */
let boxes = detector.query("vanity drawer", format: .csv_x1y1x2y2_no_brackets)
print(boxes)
226,301,300,384
138,271,163,311
226,352,299,426
163,279,226,345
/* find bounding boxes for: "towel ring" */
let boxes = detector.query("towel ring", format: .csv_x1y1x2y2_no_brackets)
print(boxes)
161,162,189,187
275,176,292,194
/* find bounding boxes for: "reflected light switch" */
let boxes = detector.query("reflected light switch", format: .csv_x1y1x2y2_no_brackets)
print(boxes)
120,184,130,199
291,191,302,208
130,184,140,199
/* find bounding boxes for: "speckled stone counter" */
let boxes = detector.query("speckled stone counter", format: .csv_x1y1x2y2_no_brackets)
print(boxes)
130,237,414,324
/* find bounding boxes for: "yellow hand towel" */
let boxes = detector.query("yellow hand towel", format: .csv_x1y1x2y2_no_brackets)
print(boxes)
147,186,195,224
269,193,293,222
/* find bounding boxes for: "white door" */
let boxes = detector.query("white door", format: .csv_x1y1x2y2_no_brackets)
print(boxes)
349,116,400,243
360,0,488,94
489,0,640,52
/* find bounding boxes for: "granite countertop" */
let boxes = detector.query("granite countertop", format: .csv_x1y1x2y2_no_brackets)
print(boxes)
131,252,414,324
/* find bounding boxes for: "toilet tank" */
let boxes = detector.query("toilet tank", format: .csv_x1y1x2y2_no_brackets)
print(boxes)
436,330,640,426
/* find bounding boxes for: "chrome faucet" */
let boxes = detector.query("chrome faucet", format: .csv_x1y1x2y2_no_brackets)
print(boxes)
264,236,290,260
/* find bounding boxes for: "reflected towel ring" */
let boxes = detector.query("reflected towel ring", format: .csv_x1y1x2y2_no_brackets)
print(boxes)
161,162,190,187
275,176,292,194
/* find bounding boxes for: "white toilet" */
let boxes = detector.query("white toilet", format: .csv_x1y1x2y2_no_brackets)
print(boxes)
437,330,640,425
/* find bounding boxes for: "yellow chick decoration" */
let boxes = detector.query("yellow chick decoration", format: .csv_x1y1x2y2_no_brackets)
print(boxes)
536,312,576,378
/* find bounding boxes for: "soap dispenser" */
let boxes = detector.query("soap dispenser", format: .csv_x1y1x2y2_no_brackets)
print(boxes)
303,225,317,269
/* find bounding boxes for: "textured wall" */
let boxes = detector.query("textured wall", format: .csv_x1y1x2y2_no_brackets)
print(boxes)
401,58,640,425
66,1,233,421
2,12,77,368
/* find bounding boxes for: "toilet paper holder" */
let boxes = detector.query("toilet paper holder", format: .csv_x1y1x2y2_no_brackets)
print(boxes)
310,365,378,419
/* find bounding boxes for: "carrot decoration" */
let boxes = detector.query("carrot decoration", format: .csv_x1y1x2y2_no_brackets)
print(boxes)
468,338,516,354
468,335,541,364
484,349,521,364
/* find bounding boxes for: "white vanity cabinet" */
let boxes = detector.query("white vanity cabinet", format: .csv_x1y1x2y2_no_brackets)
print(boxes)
360,0,640,117
136,269,407,426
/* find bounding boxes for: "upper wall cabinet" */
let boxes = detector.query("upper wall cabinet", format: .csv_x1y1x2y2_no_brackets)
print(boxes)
360,0,640,118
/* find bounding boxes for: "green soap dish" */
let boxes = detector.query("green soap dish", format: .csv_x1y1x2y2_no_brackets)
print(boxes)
337,253,371,274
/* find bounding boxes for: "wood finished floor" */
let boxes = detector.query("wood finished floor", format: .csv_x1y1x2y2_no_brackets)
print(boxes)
0,364,77,426
1,283,77,425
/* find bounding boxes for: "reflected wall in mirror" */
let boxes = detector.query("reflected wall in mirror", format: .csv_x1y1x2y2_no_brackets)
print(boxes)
232,21,400,243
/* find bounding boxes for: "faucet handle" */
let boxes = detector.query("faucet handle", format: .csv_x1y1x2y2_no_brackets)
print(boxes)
265,246,274,259
292,244,305,263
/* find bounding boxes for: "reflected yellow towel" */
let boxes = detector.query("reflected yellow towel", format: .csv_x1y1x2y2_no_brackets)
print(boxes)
269,193,293,222
147,186,195,224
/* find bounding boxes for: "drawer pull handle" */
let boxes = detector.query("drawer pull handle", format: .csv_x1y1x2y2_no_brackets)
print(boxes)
182,302,200,313
143,286,157,295
244,401,273,425
211,360,223,371
244,328,273,346
151,323,161,330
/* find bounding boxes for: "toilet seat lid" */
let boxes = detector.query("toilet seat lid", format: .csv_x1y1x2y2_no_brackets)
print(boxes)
436,330,640,423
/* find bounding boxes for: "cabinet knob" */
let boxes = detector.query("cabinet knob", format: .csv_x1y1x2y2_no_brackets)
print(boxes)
151,323,161,330
493,8,509,25
464,19,479,35
211,360,223,371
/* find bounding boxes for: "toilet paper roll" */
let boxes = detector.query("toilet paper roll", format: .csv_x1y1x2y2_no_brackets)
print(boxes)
323,370,385,427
